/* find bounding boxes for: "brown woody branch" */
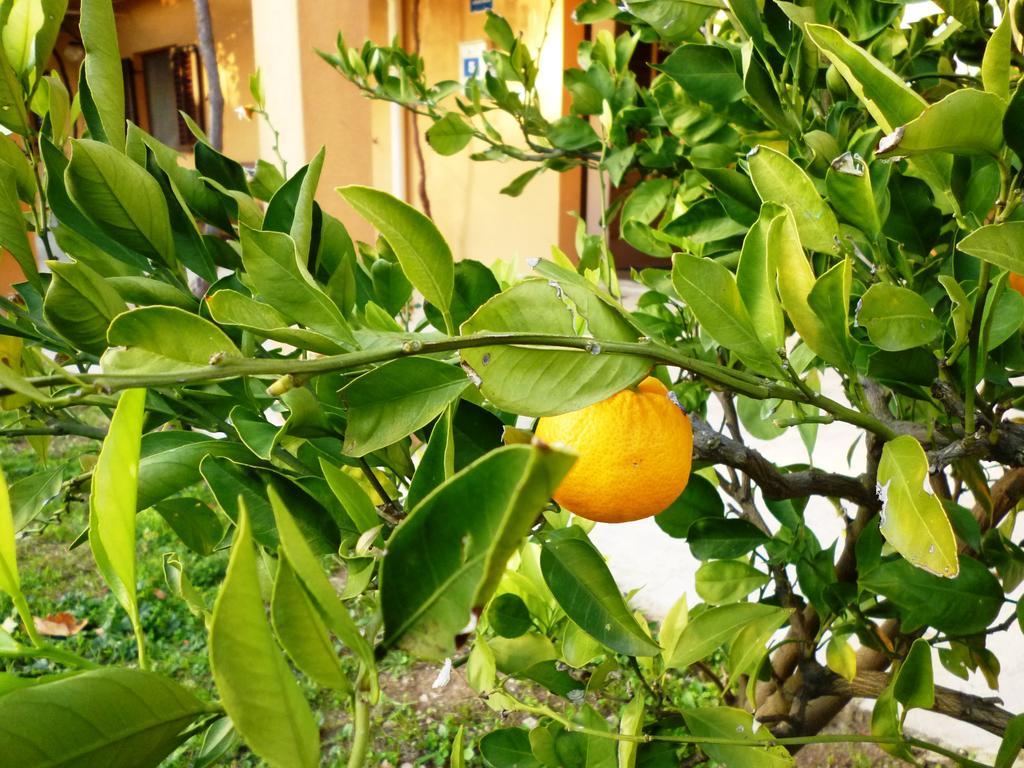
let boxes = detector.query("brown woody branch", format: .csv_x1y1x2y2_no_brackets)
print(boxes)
690,414,879,510
811,667,1014,738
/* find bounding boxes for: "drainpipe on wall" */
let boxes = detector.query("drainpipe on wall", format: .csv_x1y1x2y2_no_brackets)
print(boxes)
388,0,407,202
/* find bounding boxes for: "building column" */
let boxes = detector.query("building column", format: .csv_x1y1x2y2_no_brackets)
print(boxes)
250,0,383,239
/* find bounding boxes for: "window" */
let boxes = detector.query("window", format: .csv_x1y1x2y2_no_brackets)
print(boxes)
124,45,205,150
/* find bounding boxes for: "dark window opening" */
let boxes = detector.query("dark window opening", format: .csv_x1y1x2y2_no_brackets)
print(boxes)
124,44,205,150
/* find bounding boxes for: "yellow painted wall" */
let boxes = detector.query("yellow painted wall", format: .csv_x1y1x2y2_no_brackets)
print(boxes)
115,0,260,162
251,0,381,239
402,0,566,270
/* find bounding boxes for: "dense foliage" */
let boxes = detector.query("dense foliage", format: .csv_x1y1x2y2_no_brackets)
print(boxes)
0,0,1023,766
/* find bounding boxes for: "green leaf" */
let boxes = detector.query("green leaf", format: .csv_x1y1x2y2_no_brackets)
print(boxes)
655,474,724,538
154,498,223,556
267,147,325,261
804,24,926,133
539,526,661,657
139,434,253,512
89,388,146,648
981,9,1012,101
857,284,942,352
804,23,951,194
65,139,174,263
668,602,788,670
210,504,320,768
461,278,652,415
451,725,466,768
43,259,127,355
269,489,378,693
877,435,959,578
671,253,780,377
1005,83,1024,161
107,276,196,310
625,0,714,42
860,555,1001,635
825,153,883,237
687,518,770,560
381,444,574,659
0,163,38,289
618,693,645,768
748,145,839,253
239,225,356,347
826,636,857,682
657,44,743,108
338,186,455,324
958,222,1024,272
664,198,747,243
695,560,769,605
206,290,347,355
0,668,209,768
0,28,29,135
877,89,1006,158
736,205,785,351
682,706,793,768
271,557,351,693
768,209,850,372
938,275,970,363
340,357,469,457
933,0,980,30
807,258,853,368
996,714,1024,768
406,405,456,511
427,113,476,156
102,306,241,375
80,0,126,150
39,138,148,270
872,684,913,761
622,177,673,225
0,469,20,599
488,593,533,638
8,466,62,531
547,116,600,150
893,638,934,711
0,135,37,203
319,459,380,533
480,728,539,768
424,259,501,331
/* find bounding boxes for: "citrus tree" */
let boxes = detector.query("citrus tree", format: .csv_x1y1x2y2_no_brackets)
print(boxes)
0,0,1023,766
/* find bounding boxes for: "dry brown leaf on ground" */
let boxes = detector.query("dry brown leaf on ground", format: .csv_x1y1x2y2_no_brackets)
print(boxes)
33,612,88,637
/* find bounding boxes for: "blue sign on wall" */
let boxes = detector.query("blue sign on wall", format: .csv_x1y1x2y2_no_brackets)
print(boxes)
471,0,494,12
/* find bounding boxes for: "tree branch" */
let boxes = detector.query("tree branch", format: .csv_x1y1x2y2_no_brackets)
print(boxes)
690,414,878,509
812,666,1014,738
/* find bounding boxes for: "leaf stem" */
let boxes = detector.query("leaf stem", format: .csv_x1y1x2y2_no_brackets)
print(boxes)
12,593,43,647
10,333,896,438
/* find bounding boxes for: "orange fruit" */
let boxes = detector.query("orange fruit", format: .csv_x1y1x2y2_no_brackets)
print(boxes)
1010,272,1024,297
534,377,693,523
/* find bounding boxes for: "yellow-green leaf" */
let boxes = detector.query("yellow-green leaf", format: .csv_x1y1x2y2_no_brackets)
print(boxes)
877,435,959,578
89,388,146,649
748,145,839,253
210,504,320,768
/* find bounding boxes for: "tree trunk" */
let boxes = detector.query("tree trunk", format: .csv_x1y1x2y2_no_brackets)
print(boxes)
193,0,223,152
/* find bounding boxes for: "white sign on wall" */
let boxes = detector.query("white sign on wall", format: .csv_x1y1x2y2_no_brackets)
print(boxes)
459,40,487,83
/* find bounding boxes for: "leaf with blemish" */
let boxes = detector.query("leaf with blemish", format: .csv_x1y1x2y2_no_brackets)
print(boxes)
877,435,958,578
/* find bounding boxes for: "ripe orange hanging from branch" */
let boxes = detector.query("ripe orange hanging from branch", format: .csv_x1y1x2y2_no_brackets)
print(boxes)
535,377,693,523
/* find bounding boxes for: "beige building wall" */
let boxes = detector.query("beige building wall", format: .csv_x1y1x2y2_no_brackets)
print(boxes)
114,0,260,162
106,0,572,265
401,0,567,270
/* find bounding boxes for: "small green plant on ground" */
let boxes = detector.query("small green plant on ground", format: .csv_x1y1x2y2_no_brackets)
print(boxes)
0,1,1023,767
